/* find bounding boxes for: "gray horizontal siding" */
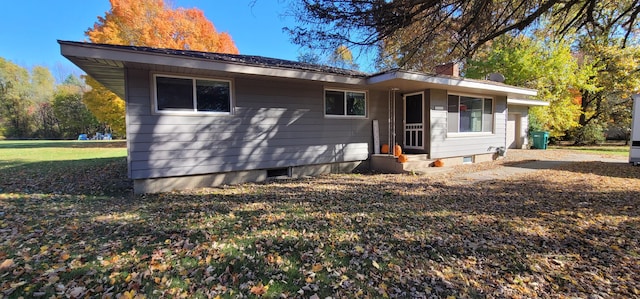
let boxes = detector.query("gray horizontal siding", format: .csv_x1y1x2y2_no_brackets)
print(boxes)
430,135,505,157
131,129,363,142
430,93,508,159
129,137,369,153
129,144,367,161
369,91,390,149
125,69,379,179
130,143,368,178
128,119,364,132
130,144,368,169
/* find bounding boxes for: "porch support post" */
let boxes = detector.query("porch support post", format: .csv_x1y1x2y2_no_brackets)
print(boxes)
388,90,392,156
389,88,399,156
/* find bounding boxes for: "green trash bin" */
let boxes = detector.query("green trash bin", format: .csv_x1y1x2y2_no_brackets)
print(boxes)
531,131,549,149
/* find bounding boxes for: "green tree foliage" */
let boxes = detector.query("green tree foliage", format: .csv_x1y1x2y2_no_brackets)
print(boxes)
63,74,86,89
34,102,60,139
288,0,639,69
558,0,640,144
53,85,100,139
30,66,58,138
0,58,101,139
0,58,33,138
31,66,55,103
465,35,584,139
572,42,640,144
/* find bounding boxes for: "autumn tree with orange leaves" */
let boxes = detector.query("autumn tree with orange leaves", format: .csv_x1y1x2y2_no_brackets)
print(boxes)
84,0,239,137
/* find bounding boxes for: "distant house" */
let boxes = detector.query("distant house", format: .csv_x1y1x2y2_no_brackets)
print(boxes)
59,41,548,193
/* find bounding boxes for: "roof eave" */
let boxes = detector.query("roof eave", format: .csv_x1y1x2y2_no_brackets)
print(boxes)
507,98,550,106
367,70,538,97
59,41,367,86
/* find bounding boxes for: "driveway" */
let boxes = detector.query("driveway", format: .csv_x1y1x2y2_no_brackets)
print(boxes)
442,149,629,184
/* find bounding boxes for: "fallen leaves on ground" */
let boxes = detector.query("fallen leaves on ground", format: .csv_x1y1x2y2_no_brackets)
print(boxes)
0,150,639,298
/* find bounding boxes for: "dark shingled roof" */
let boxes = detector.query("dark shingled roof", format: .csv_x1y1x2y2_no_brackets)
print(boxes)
60,41,368,78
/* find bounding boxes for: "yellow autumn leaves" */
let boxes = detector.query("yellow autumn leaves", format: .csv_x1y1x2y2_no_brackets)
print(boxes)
82,0,241,136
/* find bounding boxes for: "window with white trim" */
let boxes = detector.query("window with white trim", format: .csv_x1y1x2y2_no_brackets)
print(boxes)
447,95,493,133
154,74,231,113
324,89,366,117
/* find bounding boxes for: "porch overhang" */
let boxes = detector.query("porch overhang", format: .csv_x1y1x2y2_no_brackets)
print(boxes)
366,70,538,98
507,98,549,106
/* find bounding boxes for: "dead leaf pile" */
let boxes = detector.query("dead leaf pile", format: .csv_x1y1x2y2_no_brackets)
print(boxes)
1,151,639,297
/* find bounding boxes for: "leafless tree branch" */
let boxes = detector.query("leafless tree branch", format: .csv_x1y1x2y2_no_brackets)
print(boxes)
286,0,639,69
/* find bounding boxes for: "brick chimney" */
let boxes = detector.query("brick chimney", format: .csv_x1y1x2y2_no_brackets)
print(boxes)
434,62,459,77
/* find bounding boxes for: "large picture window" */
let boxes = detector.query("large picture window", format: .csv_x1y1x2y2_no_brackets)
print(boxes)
154,74,231,113
447,95,493,133
325,89,366,117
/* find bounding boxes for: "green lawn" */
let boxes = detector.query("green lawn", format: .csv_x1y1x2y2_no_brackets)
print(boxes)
0,140,128,195
1,141,639,298
0,140,126,160
549,144,630,157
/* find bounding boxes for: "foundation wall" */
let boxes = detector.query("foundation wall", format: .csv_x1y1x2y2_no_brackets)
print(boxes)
134,161,366,193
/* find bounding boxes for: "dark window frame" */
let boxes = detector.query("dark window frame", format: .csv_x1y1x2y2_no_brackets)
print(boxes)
153,74,233,115
324,88,367,118
447,94,494,134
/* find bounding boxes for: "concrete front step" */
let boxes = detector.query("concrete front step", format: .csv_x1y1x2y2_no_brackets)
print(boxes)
404,154,431,162
403,157,451,174
403,160,436,170
371,154,447,174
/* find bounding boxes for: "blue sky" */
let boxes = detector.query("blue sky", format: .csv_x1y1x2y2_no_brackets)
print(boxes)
0,0,303,77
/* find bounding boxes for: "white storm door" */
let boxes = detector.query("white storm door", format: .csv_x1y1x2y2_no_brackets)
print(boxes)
404,93,424,149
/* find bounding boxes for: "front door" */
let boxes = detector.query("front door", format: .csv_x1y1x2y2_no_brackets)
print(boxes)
404,93,424,149
507,113,522,149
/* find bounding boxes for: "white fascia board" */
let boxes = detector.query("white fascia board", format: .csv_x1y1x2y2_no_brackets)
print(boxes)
507,98,550,106
367,71,538,97
366,71,398,84
60,43,366,85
